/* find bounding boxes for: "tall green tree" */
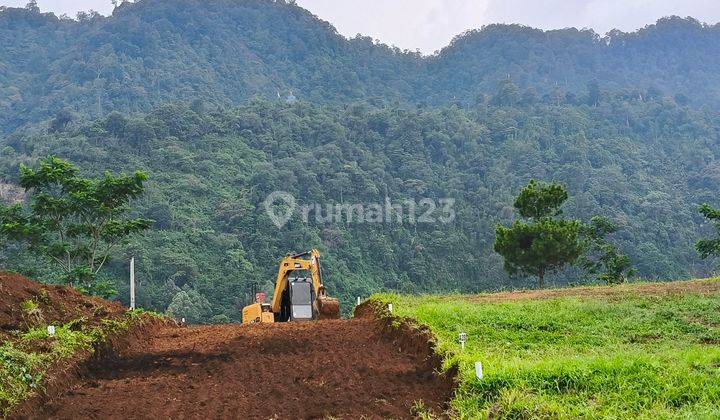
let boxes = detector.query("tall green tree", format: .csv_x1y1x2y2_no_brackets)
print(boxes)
494,180,582,288
491,78,521,107
0,156,152,295
580,216,635,285
165,289,213,324
696,204,720,259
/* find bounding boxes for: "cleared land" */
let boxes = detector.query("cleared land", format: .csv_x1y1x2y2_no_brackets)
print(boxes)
34,319,452,419
376,279,720,419
1,272,131,416
2,273,452,419
6,275,719,419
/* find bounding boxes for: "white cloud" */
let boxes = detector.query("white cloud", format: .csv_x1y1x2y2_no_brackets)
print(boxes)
2,0,719,53
480,0,720,35
296,0,490,53
299,0,720,53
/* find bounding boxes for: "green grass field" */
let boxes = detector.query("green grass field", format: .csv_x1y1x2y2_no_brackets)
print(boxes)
373,280,720,419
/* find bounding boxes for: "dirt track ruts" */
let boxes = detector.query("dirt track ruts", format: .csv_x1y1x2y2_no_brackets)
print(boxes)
35,318,453,419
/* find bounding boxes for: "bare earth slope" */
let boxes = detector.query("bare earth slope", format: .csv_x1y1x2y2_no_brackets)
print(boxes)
0,272,124,342
36,318,452,419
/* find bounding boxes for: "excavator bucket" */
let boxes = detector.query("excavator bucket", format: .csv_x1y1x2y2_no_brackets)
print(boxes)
317,296,340,320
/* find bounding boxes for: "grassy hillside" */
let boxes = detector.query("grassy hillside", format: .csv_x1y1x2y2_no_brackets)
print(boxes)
374,279,720,418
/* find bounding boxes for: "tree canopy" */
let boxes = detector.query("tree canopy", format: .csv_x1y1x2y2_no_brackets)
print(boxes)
580,216,635,285
495,181,583,288
0,92,714,320
513,180,569,219
1,1,720,134
696,204,720,260
0,156,151,296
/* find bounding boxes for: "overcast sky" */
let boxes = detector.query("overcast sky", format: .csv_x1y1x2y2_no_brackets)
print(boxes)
3,0,720,53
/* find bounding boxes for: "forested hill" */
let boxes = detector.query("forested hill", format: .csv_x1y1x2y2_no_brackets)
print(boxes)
2,0,720,134
1,94,718,320
2,0,720,320
0,0,416,134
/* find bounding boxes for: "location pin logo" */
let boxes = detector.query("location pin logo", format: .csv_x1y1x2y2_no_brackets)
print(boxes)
263,191,296,228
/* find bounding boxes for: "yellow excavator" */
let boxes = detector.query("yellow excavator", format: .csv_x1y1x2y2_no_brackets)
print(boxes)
242,249,340,324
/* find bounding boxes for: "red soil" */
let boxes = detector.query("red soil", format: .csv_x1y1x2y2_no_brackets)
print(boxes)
0,272,124,341
3,273,453,419
33,318,454,419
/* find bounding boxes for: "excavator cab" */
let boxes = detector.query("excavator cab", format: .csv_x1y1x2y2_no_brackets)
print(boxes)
241,285,275,324
242,302,275,324
276,277,315,322
289,277,315,321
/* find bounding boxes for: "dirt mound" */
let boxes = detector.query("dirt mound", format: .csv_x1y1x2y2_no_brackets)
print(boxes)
9,315,166,420
36,316,454,419
0,272,124,340
1,272,161,419
457,278,720,303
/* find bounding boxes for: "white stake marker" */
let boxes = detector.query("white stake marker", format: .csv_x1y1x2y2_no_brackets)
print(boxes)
130,257,136,310
459,332,467,350
475,361,484,380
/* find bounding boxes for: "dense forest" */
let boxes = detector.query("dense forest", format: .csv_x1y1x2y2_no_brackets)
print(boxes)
1,90,718,319
2,0,720,134
1,0,720,320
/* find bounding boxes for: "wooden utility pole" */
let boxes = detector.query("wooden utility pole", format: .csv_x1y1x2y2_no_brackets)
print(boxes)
130,257,136,310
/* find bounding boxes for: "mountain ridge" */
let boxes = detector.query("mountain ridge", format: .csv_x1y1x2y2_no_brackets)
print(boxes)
2,1,720,135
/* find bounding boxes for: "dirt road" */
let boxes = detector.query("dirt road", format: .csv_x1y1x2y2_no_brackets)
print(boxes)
36,318,453,419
